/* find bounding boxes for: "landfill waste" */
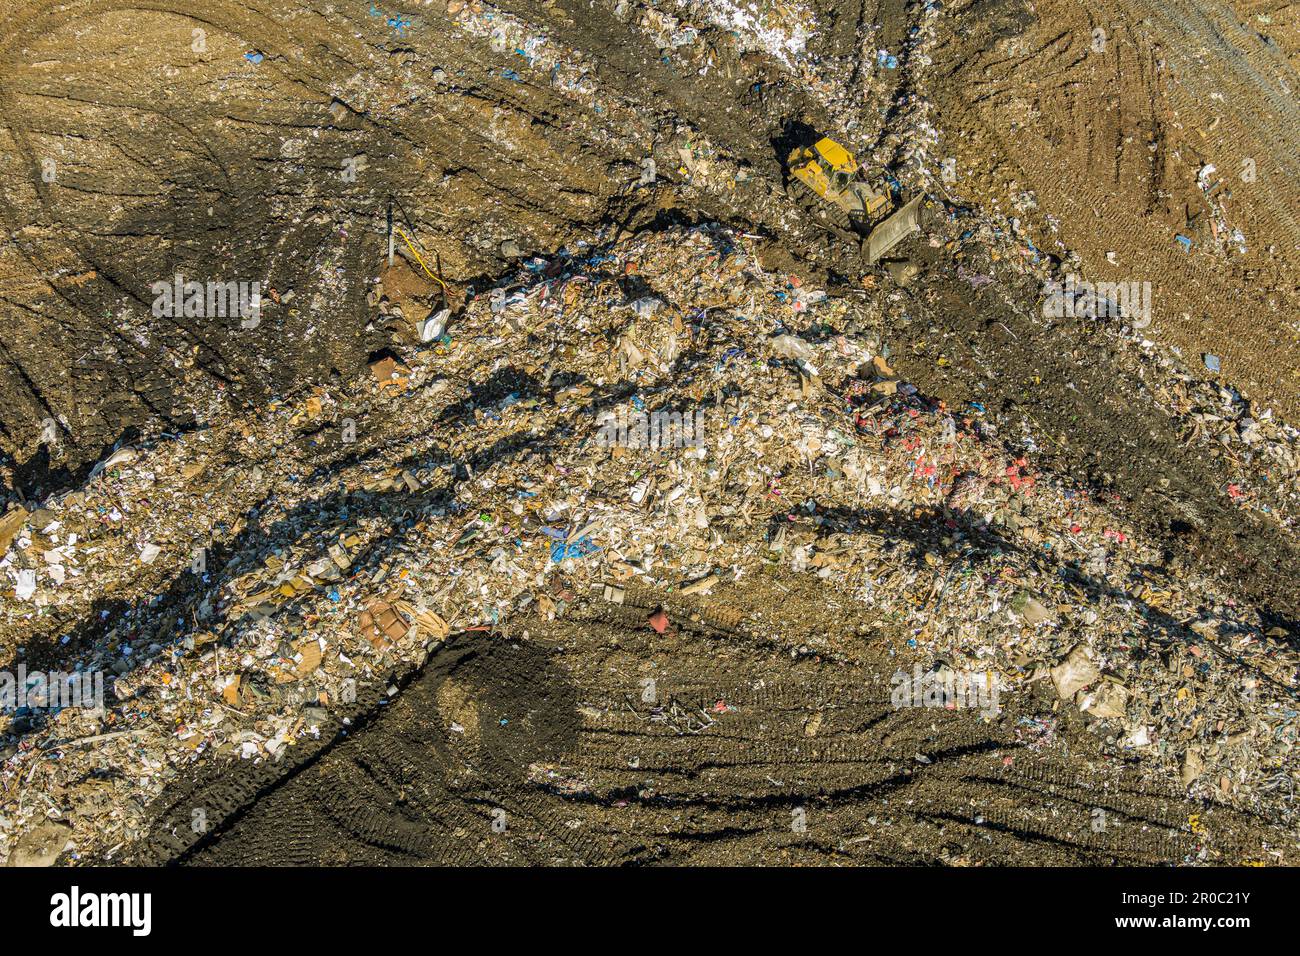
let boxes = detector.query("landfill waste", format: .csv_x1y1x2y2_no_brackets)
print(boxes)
0,0,1296,871
1,220,1296,866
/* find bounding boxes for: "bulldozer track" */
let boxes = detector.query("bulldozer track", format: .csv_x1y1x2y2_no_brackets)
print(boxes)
786,176,857,235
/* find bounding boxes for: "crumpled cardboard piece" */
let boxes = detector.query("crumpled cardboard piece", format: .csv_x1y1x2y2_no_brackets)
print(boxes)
1051,645,1100,699
357,599,411,650
0,506,28,556
1078,679,1128,719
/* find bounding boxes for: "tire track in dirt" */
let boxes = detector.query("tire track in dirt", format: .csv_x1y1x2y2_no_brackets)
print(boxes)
929,0,1300,422
123,582,1277,866
0,0,707,482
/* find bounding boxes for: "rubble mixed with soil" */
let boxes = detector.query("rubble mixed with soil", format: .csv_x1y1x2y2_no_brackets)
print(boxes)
0,0,1296,865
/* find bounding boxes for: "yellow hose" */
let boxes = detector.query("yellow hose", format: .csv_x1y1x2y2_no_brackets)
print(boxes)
393,225,450,298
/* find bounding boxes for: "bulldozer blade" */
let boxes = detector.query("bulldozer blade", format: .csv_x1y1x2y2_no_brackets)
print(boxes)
863,195,924,264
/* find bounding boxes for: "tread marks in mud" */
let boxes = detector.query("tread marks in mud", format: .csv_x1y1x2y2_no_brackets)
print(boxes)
932,0,1300,428
0,0,383,468
562,591,1275,864
128,588,1275,864
131,634,591,866
122,676,395,865
0,0,651,475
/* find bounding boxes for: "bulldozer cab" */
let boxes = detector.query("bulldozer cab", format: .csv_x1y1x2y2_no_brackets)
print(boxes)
812,138,857,173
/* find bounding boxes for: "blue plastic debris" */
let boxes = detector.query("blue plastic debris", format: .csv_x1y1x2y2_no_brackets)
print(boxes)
1203,354,1221,372
717,347,744,370
244,51,264,64
1175,234,1192,252
550,537,599,562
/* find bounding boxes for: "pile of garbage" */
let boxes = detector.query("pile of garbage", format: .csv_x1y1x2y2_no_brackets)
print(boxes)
1,222,1296,863
1143,353,1300,526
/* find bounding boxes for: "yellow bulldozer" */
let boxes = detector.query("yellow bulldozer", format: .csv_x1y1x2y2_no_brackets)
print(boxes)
785,136,924,263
